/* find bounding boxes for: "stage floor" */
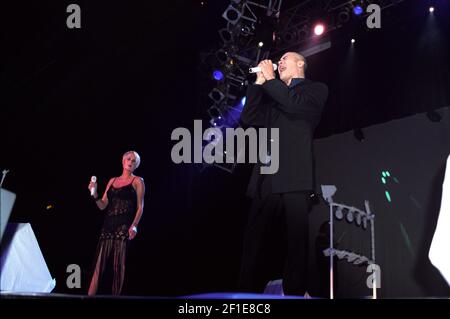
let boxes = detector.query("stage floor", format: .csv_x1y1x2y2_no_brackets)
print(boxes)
0,291,306,299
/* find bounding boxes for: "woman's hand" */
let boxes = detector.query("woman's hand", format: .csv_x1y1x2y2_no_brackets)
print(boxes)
88,180,98,198
128,225,137,240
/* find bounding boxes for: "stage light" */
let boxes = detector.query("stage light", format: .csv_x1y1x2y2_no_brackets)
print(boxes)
218,28,233,44
354,256,369,265
241,25,251,34
335,206,344,219
346,252,358,263
282,30,298,44
207,106,222,119
354,5,363,16
241,97,246,106
429,7,434,13
313,23,325,36
213,70,224,81
215,49,228,65
338,8,350,24
210,115,226,129
208,88,225,103
222,5,242,25
351,38,356,44
336,250,347,259
258,41,264,47
362,217,368,230
297,25,309,40
356,213,362,226
321,185,337,203
346,209,354,223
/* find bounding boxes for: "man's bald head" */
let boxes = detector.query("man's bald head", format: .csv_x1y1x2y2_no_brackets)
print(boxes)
290,52,308,71
277,52,307,85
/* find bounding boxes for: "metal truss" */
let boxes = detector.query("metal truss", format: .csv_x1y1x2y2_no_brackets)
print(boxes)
273,0,405,54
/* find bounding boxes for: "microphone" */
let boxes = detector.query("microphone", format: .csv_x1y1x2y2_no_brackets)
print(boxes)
90,176,97,196
249,63,278,74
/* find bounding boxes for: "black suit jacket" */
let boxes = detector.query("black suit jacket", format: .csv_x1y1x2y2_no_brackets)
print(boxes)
240,78,328,197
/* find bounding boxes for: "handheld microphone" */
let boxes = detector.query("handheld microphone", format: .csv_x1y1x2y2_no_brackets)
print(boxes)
249,63,278,74
90,176,97,196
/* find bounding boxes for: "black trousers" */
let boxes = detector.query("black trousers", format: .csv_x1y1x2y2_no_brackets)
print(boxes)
238,185,310,295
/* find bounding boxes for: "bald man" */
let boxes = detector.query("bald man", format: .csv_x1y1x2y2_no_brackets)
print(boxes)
239,52,328,296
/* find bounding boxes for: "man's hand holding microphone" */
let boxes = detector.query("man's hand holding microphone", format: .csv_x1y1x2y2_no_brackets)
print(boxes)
253,60,276,85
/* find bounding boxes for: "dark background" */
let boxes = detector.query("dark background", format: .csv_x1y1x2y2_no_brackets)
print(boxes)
1,0,449,297
310,107,450,298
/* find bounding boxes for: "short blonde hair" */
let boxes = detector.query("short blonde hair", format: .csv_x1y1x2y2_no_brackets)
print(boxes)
122,150,141,169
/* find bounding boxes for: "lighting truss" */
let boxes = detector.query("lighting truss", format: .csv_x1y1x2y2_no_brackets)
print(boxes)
321,184,377,299
273,0,406,54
